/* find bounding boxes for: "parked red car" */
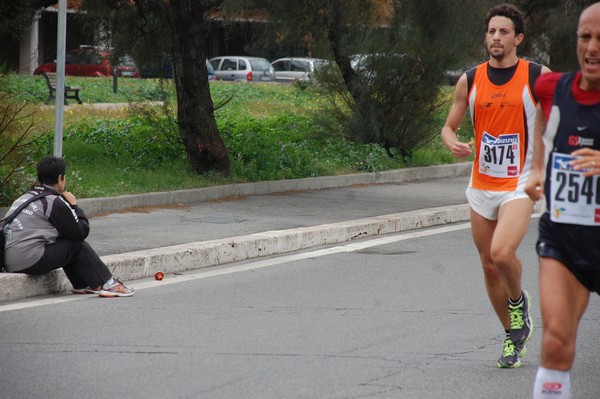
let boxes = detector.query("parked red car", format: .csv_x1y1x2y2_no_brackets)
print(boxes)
34,46,140,78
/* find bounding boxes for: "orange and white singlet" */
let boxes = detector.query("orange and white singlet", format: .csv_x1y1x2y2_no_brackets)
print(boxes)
467,60,538,192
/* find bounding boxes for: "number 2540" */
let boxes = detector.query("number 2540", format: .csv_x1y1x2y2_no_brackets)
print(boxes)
555,171,600,204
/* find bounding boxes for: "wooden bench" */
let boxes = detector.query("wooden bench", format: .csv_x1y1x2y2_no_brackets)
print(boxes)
40,71,83,105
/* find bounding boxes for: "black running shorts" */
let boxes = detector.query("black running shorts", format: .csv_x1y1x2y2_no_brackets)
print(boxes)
537,212,600,295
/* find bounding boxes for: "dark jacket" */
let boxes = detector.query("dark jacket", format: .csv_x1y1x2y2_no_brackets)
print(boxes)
3,185,89,272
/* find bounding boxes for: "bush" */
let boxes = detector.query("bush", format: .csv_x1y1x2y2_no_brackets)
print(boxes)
65,114,185,168
0,77,50,204
62,106,397,185
0,75,461,205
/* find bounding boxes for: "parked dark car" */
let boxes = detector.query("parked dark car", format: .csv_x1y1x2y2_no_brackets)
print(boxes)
34,46,140,78
139,53,174,79
140,53,215,81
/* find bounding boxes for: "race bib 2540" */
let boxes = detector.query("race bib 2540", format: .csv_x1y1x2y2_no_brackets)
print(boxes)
550,152,600,226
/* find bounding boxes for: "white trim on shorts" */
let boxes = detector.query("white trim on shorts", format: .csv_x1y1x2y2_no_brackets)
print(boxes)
466,187,530,220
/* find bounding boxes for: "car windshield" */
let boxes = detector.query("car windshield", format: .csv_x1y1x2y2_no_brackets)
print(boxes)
65,53,80,64
118,56,136,67
249,59,271,71
206,60,214,73
79,50,103,65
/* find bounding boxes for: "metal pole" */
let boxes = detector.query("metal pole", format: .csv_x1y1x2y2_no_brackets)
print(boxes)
113,66,118,93
53,0,67,157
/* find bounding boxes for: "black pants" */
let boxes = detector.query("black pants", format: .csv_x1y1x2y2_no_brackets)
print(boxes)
23,238,112,289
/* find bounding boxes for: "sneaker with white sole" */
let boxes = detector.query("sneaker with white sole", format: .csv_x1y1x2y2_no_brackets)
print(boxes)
98,279,134,298
71,286,101,295
497,337,524,368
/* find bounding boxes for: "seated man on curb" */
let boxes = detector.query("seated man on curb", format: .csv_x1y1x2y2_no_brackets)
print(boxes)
3,156,134,298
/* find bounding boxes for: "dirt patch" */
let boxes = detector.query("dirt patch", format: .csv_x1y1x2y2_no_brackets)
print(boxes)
207,195,247,203
91,203,190,218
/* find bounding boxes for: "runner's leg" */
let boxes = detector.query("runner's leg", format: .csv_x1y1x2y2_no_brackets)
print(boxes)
491,198,533,300
533,257,589,397
470,208,510,330
539,257,589,370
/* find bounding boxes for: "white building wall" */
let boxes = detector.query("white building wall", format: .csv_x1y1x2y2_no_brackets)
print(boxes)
19,11,41,75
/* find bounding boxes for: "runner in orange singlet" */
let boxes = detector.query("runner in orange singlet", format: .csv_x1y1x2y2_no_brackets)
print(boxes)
441,3,550,368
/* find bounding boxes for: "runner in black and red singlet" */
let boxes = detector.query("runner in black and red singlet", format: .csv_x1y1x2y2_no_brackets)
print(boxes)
525,3,600,398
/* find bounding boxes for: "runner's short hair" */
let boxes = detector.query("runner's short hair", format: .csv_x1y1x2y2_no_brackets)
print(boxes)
485,3,525,35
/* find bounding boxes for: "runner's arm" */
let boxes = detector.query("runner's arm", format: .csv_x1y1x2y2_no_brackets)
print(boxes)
524,104,547,201
441,73,473,158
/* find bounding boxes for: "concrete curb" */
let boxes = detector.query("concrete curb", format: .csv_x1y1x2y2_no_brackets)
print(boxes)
104,204,471,279
0,163,474,303
0,204,471,303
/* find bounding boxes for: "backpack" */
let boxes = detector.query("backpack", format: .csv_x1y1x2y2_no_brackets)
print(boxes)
1,191,52,272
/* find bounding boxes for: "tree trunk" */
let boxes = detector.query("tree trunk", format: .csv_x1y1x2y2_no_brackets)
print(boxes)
165,0,230,176
322,1,369,112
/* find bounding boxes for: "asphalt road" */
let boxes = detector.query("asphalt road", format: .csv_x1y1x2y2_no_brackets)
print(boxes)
2,218,599,398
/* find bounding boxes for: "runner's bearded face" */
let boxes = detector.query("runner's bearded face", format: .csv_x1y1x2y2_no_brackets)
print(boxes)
486,16,518,62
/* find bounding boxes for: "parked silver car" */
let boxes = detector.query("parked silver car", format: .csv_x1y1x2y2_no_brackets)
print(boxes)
209,56,275,82
271,57,328,82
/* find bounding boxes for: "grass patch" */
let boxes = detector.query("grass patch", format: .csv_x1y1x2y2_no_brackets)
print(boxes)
1,74,473,205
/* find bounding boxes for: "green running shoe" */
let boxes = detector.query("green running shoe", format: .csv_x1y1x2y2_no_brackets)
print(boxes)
497,337,524,368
